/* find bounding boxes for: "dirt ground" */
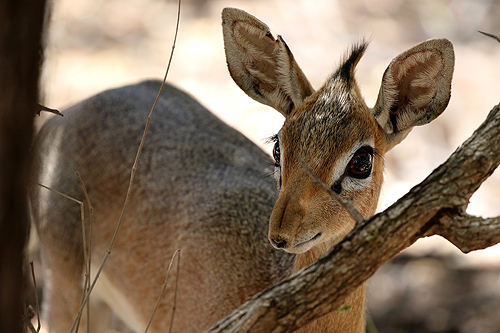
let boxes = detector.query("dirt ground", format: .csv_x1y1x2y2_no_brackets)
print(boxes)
37,0,500,331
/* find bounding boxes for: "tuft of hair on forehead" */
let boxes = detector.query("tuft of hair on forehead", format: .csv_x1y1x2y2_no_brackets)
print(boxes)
313,41,369,117
331,41,369,88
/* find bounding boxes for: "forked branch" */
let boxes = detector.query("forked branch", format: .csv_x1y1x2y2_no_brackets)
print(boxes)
204,103,500,333
432,210,500,253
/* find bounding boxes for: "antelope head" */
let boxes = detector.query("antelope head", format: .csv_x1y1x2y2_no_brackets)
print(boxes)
222,8,454,254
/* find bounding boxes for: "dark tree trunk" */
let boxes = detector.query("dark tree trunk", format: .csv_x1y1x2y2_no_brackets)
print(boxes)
0,1,47,332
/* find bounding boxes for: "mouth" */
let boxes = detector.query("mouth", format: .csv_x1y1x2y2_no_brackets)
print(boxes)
284,232,323,254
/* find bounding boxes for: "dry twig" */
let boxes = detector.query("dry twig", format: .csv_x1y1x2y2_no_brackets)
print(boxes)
479,31,500,43
36,104,63,116
24,306,38,333
169,249,181,333
29,262,41,333
144,249,181,333
300,157,364,224
75,172,93,333
68,1,182,331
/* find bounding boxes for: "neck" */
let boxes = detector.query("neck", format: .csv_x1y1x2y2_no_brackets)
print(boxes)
292,240,365,333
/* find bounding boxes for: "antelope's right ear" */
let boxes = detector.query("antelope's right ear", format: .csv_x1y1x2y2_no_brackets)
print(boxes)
222,8,315,117
373,38,455,150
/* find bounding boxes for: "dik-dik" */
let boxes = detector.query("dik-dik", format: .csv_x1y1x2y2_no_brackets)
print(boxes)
31,7,454,333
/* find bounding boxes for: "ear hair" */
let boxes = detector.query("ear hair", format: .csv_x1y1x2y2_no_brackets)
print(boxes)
373,39,455,149
222,7,314,116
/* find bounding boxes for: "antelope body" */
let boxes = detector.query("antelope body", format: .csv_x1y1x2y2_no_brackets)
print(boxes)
31,7,454,333
31,81,294,332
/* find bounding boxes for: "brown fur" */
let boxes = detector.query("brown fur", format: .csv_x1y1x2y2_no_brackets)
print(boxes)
223,7,454,332
30,9,454,332
31,81,295,332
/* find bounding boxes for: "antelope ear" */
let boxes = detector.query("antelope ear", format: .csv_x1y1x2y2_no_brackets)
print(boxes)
373,38,455,149
222,7,315,117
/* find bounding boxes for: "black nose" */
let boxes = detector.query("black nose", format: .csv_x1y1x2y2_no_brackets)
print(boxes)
270,237,287,249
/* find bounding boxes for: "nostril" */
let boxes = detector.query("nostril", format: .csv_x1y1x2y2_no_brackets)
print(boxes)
275,240,287,248
271,236,287,249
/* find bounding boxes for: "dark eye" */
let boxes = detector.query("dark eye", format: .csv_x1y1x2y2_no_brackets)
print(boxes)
347,147,373,179
272,141,280,167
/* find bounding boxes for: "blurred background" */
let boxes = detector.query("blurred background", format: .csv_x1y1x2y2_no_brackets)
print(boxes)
39,0,500,332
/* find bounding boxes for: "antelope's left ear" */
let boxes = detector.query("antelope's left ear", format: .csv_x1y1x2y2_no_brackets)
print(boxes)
373,39,455,150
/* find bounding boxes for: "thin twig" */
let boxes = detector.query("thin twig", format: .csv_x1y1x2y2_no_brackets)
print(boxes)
299,157,364,224
24,307,38,333
68,0,182,331
29,262,41,332
76,172,93,333
168,249,181,333
479,31,500,43
36,183,84,208
144,249,181,333
36,103,63,116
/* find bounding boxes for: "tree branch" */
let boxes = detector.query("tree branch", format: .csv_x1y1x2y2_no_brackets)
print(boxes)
204,103,500,333
433,210,500,253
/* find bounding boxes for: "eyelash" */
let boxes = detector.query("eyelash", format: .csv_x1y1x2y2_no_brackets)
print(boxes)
268,134,281,168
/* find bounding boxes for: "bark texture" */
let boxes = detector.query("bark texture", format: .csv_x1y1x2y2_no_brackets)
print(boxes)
0,1,47,332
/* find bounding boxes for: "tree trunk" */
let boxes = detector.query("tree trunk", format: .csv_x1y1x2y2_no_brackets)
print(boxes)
0,1,47,332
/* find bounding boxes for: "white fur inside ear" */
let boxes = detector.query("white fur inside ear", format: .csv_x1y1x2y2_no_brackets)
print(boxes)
391,50,442,113
233,21,279,89
223,8,315,116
